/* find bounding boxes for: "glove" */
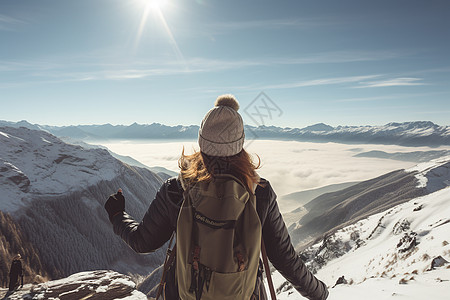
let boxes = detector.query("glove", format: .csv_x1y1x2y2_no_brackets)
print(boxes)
104,188,125,222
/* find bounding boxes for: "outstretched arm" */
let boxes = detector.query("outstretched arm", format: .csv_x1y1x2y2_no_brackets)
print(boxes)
258,182,329,300
105,178,181,253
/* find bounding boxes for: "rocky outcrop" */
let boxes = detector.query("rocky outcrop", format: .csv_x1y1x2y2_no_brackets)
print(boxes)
430,256,449,269
2,270,146,300
0,161,30,193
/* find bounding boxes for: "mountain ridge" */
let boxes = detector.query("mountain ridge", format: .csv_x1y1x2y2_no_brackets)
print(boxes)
0,126,167,283
275,186,450,300
288,156,450,250
1,120,449,147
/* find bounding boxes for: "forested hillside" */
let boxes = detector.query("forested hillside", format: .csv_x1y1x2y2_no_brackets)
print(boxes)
0,211,48,287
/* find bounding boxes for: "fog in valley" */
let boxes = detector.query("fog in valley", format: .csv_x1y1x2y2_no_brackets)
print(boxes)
97,139,450,212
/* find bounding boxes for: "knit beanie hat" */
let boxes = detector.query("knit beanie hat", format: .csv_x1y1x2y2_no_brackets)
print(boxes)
198,94,245,157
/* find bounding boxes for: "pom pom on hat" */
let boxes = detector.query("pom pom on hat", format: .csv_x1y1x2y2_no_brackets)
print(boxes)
214,94,239,111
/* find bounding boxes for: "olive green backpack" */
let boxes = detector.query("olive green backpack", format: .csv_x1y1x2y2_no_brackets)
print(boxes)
176,174,262,300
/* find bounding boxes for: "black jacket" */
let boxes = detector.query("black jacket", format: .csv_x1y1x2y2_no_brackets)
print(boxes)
9,259,23,278
112,177,329,300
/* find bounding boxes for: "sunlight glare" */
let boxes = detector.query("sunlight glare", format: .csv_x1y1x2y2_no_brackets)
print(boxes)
140,0,168,11
133,0,186,68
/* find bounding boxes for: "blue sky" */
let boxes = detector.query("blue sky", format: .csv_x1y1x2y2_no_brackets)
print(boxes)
1,0,449,128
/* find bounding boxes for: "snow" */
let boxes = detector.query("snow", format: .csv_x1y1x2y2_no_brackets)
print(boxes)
319,121,450,140
2,270,148,300
269,186,450,299
0,130,9,138
0,126,125,212
324,270,448,300
406,156,450,190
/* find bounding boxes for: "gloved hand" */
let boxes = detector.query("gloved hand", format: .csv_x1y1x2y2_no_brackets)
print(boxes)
104,188,125,222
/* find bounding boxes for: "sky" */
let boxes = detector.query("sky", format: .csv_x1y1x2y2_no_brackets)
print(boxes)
1,0,450,128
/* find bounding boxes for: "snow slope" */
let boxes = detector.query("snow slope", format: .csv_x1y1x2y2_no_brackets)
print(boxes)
0,126,167,278
272,185,450,299
0,126,123,212
407,155,450,192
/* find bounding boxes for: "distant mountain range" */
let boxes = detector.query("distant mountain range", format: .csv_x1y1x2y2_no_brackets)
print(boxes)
1,120,449,146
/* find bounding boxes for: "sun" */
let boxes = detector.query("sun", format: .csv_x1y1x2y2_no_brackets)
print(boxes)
139,0,168,11
132,0,185,64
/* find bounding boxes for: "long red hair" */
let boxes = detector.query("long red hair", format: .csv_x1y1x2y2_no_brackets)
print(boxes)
178,148,261,192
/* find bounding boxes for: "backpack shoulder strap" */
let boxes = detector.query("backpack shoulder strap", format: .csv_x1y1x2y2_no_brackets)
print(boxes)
156,233,177,300
261,238,276,300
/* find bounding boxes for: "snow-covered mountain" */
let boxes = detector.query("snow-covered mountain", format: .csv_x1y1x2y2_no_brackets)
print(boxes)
0,126,124,212
0,126,167,282
249,121,450,146
272,157,450,299
274,183,450,299
2,120,449,147
287,157,450,250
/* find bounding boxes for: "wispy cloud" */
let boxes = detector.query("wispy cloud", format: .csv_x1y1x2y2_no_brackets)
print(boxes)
180,75,389,94
263,75,382,89
355,77,427,88
334,95,398,103
211,17,339,31
183,73,437,94
1,52,391,85
263,76,430,91
0,49,430,89
0,14,26,31
270,50,405,65
334,92,447,103
0,56,261,83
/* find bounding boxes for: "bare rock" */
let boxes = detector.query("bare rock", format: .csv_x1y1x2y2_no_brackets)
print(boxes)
332,275,348,288
4,270,147,300
396,232,417,253
430,256,449,270
0,161,30,193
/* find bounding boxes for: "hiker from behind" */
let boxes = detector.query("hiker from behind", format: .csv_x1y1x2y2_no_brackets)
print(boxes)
105,95,329,300
9,254,24,291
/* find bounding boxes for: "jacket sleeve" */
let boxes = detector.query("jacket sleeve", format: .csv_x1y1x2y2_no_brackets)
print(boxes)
258,181,329,300
111,178,182,253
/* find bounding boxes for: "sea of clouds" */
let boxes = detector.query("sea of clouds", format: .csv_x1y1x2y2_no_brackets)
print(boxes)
97,139,450,212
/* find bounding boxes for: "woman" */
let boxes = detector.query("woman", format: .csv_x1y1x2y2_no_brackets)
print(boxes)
105,95,329,300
